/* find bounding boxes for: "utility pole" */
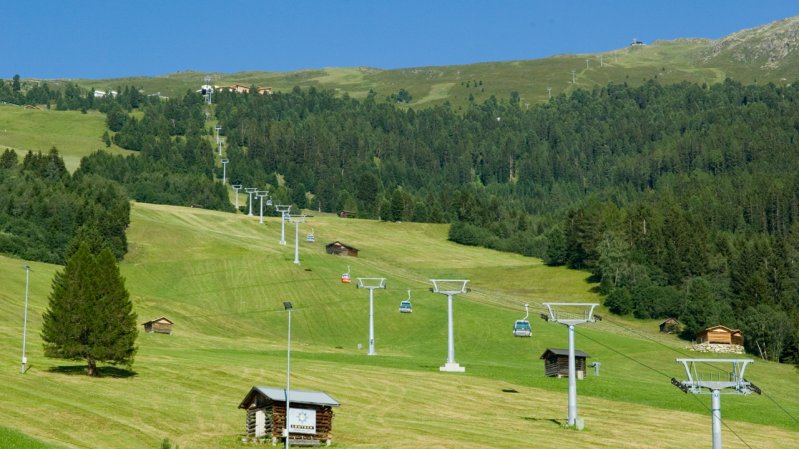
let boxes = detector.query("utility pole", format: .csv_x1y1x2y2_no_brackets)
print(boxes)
232,184,243,211
274,205,292,245
430,279,470,372
20,265,31,374
541,303,599,429
283,301,293,449
244,188,258,216
672,359,760,449
356,278,387,355
221,159,229,185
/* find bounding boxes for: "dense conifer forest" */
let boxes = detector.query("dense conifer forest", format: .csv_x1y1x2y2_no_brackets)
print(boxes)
4,76,799,363
0,148,129,263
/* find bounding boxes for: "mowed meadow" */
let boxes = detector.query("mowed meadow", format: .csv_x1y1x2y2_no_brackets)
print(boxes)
0,201,798,448
0,104,134,172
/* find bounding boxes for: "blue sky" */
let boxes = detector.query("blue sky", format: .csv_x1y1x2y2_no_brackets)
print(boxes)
4,0,798,79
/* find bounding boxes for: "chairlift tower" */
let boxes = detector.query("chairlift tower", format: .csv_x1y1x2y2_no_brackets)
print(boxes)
547,87,552,99
218,140,223,156
356,278,386,356
672,359,760,449
204,76,213,104
257,191,270,224
244,188,258,216
232,184,243,211
274,205,292,245
289,215,307,265
430,279,470,372
541,302,599,428
221,159,229,185
215,125,221,145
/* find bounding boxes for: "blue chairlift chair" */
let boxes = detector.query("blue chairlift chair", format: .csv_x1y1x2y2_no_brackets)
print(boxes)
399,289,413,313
513,303,532,337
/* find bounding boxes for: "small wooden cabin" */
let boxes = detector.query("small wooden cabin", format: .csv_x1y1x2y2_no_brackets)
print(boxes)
696,325,743,346
338,210,356,218
142,317,173,335
239,386,340,446
540,348,590,379
659,318,682,334
325,241,359,257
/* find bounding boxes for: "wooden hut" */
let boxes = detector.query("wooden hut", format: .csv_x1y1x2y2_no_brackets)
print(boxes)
238,386,340,446
142,317,173,335
325,241,359,257
338,210,356,218
659,318,682,334
696,325,743,345
540,348,590,379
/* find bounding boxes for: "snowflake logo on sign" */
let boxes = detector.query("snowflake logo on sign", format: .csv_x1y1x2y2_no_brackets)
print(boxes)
297,411,309,424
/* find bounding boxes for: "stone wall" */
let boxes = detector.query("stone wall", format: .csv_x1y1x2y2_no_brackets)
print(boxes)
689,343,745,354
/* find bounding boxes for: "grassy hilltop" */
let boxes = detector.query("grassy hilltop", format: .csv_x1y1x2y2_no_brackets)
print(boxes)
43,16,799,110
0,202,797,448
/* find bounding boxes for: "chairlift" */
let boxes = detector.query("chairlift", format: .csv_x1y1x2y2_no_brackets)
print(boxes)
306,229,315,242
513,303,532,337
341,265,351,283
399,289,413,313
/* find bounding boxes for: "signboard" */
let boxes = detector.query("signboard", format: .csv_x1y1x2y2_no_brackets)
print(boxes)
288,407,316,435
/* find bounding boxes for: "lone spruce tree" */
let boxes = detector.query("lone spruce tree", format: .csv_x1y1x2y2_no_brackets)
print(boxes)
42,242,137,376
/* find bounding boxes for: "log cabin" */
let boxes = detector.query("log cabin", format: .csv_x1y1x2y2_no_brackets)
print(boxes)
239,386,340,446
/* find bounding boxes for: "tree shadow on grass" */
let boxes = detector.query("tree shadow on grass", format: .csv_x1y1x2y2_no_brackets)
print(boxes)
48,365,137,378
522,416,563,426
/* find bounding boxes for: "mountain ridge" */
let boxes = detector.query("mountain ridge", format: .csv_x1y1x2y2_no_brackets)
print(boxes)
11,15,799,108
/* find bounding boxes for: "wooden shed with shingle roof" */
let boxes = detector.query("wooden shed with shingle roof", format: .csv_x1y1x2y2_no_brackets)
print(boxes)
696,325,743,346
540,348,590,379
142,317,173,335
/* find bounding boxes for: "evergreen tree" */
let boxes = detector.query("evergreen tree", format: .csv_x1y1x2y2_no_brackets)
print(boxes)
0,149,18,168
41,242,137,376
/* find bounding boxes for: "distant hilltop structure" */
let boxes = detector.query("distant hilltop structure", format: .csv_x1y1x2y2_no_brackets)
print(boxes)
199,84,273,95
631,38,646,46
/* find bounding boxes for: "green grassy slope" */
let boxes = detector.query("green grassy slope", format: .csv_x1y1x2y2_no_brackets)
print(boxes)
0,426,64,449
0,202,797,448
0,104,133,171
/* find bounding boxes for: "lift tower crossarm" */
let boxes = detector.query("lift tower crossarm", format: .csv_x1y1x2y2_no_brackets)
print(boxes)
675,358,755,394
672,358,759,449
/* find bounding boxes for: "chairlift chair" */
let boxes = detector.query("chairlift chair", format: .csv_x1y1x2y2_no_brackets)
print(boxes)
513,303,532,337
399,289,413,313
341,265,351,283
306,229,315,242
